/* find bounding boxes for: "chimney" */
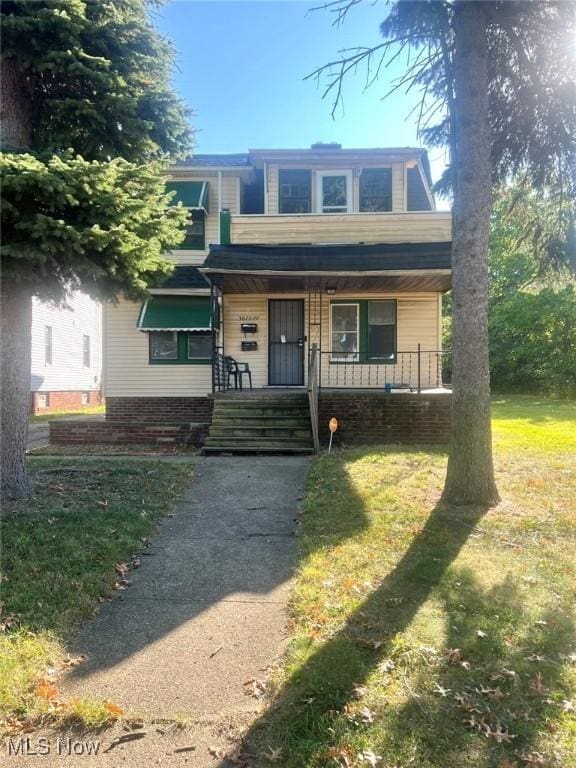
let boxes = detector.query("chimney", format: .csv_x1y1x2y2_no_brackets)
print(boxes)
310,142,342,150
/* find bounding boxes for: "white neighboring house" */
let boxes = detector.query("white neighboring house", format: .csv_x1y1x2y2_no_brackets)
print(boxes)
30,291,102,413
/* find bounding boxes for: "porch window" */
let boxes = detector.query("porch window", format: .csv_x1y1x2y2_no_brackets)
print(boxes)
367,300,396,359
166,181,209,250
278,170,311,214
330,303,359,361
187,333,213,360
150,331,178,361
359,169,392,212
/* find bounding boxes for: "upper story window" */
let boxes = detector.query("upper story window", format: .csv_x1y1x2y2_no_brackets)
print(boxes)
359,169,392,212
278,170,311,214
317,171,352,214
181,210,205,250
44,325,53,366
83,334,91,368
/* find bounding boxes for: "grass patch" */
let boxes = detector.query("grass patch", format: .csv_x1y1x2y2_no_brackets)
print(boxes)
0,458,191,728
29,405,105,422
249,397,576,767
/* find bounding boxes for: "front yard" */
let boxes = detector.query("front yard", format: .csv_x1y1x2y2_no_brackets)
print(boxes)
251,395,576,767
0,459,192,729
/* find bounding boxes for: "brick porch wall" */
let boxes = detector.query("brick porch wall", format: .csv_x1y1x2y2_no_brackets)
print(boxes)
105,396,213,423
318,391,452,446
30,390,102,415
50,419,209,447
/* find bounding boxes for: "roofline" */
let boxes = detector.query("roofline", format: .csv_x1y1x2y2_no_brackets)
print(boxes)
199,268,451,278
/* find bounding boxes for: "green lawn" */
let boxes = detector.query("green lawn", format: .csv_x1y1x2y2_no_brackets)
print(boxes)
29,404,105,422
248,396,576,767
0,458,192,727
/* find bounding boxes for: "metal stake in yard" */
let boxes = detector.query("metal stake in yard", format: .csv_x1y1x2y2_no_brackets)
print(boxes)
328,417,338,453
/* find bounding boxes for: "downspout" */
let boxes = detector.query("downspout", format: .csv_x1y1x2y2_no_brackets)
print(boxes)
263,162,268,214
217,170,222,242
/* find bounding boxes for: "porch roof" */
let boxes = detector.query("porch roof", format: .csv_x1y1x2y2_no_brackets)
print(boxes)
201,242,452,293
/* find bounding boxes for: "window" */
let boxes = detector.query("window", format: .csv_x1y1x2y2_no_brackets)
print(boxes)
149,331,213,364
317,171,352,213
150,331,178,361
330,300,397,362
331,303,359,361
279,170,311,214
37,393,49,409
44,326,52,365
367,301,396,359
187,334,213,360
360,169,392,212
181,210,205,249
81,392,89,405
82,335,91,367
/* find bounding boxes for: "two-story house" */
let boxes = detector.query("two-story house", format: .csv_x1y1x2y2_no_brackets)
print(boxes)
89,144,453,452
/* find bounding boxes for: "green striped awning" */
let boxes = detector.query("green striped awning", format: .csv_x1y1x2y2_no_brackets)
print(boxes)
166,181,209,212
137,296,211,332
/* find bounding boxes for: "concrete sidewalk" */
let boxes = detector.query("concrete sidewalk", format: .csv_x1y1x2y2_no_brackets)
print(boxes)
6,456,308,767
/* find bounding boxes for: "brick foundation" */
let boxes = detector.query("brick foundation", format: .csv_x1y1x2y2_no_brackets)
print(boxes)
30,390,102,415
318,391,452,446
105,396,213,423
50,419,209,447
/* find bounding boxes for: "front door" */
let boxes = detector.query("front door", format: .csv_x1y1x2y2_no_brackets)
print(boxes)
268,299,305,386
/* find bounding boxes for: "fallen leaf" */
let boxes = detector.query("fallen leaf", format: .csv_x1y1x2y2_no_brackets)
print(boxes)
35,678,58,701
476,630,487,639
208,746,226,759
433,682,451,697
352,683,368,699
359,707,376,723
358,749,382,766
243,678,267,698
528,673,548,697
59,654,86,670
378,658,395,673
516,752,545,765
265,746,282,762
500,759,518,768
104,701,124,717
485,722,516,744
561,699,575,712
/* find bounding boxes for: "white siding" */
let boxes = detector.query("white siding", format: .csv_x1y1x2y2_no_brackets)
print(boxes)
104,299,212,397
31,292,102,393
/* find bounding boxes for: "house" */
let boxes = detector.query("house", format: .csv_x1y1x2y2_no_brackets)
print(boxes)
30,292,102,414
51,144,452,450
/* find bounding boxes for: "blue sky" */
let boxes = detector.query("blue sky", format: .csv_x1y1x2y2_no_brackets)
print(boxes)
153,0,450,186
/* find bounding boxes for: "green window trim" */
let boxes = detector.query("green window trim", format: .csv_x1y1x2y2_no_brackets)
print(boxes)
148,331,213,365
330,299,397,364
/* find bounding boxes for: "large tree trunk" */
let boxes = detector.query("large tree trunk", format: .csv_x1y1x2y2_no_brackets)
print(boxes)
1,283,33,500
441,2,500,507
1,57,34,501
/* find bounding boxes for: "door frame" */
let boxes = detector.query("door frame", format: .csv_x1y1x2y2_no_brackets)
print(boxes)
267,298,305,386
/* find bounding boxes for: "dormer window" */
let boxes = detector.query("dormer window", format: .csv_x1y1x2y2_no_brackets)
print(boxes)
359,169,392,212
317,171,352,214
279,170,311,213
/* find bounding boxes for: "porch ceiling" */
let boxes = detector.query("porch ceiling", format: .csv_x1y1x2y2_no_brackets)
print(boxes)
208,272,451,293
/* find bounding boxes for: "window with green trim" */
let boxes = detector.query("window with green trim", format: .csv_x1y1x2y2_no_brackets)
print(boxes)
330,300,396,362
149,331,212,364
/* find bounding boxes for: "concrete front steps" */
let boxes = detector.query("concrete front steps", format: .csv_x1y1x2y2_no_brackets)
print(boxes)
203,391,314,454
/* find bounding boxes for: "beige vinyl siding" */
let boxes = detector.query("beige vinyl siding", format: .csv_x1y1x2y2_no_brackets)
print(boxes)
104,299,212,397
222,291,441,390
230,211,451,246
168,172,240,266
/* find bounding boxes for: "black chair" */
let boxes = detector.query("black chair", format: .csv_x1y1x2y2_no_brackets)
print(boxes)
224,356,253,391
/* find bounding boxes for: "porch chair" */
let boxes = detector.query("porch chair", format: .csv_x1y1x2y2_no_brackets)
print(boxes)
224,356,253,391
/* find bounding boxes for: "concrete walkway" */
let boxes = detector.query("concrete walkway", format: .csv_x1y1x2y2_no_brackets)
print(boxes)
7,456,308,767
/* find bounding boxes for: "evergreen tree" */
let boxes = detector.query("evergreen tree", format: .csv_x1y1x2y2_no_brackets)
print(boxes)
310,0,575,505
1,0,191,500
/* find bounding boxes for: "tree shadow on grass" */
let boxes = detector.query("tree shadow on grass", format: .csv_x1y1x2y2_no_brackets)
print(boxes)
220,458,493,767
380,569,575,767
